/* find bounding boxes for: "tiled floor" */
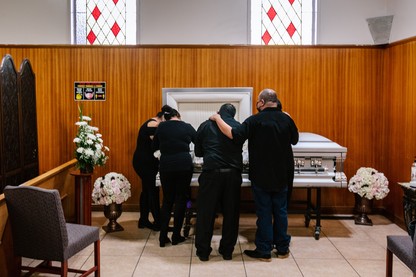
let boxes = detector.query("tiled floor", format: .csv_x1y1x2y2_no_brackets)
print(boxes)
24,212,412,277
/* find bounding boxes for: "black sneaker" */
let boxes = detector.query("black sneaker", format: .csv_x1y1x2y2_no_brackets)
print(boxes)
138,220,154,230
218,249,232,260
196,252,209,262
171,235,186,245
275,249,290,259
243,249,271,262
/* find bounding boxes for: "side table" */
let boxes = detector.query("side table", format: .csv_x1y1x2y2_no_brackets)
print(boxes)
398,182,416,235
71,171,93,225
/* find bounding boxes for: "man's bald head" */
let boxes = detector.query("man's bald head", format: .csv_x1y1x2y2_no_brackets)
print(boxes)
258,88,278,104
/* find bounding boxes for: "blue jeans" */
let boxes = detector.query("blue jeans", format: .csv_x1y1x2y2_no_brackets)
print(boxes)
251,184,291,254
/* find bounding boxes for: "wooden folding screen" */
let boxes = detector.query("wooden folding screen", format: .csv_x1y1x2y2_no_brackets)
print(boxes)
0,55,38,193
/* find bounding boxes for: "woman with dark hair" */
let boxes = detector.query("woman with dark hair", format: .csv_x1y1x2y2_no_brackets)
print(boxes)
153,109,196,247
132,105,172,231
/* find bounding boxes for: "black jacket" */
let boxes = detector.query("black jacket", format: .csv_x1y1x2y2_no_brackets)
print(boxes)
232,107,299,191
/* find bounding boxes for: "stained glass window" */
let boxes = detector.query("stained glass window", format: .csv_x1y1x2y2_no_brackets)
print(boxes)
251,0,317,45
72,0,136,45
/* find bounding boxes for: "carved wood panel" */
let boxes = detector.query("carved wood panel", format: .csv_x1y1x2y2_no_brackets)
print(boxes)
0,55,38,193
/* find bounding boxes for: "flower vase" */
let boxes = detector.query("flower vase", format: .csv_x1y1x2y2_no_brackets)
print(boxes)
102,203,124,233
354,194,373,226
80,164,93,174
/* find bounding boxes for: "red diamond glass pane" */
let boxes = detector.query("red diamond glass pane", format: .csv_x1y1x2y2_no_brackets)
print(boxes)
113,0,119,4
267,6,277,21
92,6,101,21
111,22,121,36
87,30,97,44
262,30,272,45
286,22,296,38
288,0,295,5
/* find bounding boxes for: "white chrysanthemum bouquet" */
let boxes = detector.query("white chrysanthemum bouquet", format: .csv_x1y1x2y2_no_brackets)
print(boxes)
348,167,389,200
73,105,109,172
92,172,131,205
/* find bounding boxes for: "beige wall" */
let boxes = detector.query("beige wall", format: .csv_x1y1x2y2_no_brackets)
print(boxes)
2,0,415,45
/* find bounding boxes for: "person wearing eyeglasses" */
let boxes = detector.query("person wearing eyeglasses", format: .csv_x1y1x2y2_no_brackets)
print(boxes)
210,88,299,262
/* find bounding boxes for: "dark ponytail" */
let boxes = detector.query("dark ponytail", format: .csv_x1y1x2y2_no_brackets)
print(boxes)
164,108,180,121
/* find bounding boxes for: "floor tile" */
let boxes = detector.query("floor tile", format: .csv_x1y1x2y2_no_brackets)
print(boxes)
20,211,414,276
348,258,412,277
296,258,359,277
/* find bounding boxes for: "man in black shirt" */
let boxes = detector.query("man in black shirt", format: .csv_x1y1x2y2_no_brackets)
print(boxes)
210,89,299,262
194,103,244,261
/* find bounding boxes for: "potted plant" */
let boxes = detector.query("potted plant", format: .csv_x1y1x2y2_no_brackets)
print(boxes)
348,167,389,225
92,172,131,232
73,105,109,173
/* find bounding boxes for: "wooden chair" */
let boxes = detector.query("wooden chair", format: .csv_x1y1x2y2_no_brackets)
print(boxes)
4,185,100,276
386,235,416,277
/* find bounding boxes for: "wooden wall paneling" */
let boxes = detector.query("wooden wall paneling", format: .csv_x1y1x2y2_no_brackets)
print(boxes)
128,48,163,206
381,42,416,222
0,45,397,217
159,47,197,88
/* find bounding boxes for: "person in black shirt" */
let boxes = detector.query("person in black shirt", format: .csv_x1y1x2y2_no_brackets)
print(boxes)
194,103,244,262
153,109,196,247
132,106,171,231
210,89,299,262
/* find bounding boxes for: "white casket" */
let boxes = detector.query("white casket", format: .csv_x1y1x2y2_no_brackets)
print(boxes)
293,132,347,188
161,88,348,239
191,133,347,188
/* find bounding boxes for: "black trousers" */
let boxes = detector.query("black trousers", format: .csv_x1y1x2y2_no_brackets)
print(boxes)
138,169,160,225
159,170,193,241
195,169,242,256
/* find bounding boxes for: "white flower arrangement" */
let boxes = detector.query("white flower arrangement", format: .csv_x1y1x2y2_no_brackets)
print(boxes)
348,167,389,200
73,105,109,172
92,172,131,205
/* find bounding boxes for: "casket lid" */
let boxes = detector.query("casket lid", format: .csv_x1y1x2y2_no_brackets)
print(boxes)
292,132,347,153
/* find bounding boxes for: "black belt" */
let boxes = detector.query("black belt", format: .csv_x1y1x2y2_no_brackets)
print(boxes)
209,168,239,173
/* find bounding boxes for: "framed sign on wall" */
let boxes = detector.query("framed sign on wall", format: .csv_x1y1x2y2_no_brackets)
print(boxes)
74,82,106,101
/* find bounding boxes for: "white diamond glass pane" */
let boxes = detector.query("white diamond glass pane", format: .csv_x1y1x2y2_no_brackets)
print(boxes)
75,13,87,44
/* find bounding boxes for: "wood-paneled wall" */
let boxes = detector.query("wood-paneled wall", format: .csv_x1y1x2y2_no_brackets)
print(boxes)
381,40,416,223
0,44,404,220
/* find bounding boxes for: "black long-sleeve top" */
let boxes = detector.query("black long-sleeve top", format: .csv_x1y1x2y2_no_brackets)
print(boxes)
231,107,299,191
152,120,196,172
